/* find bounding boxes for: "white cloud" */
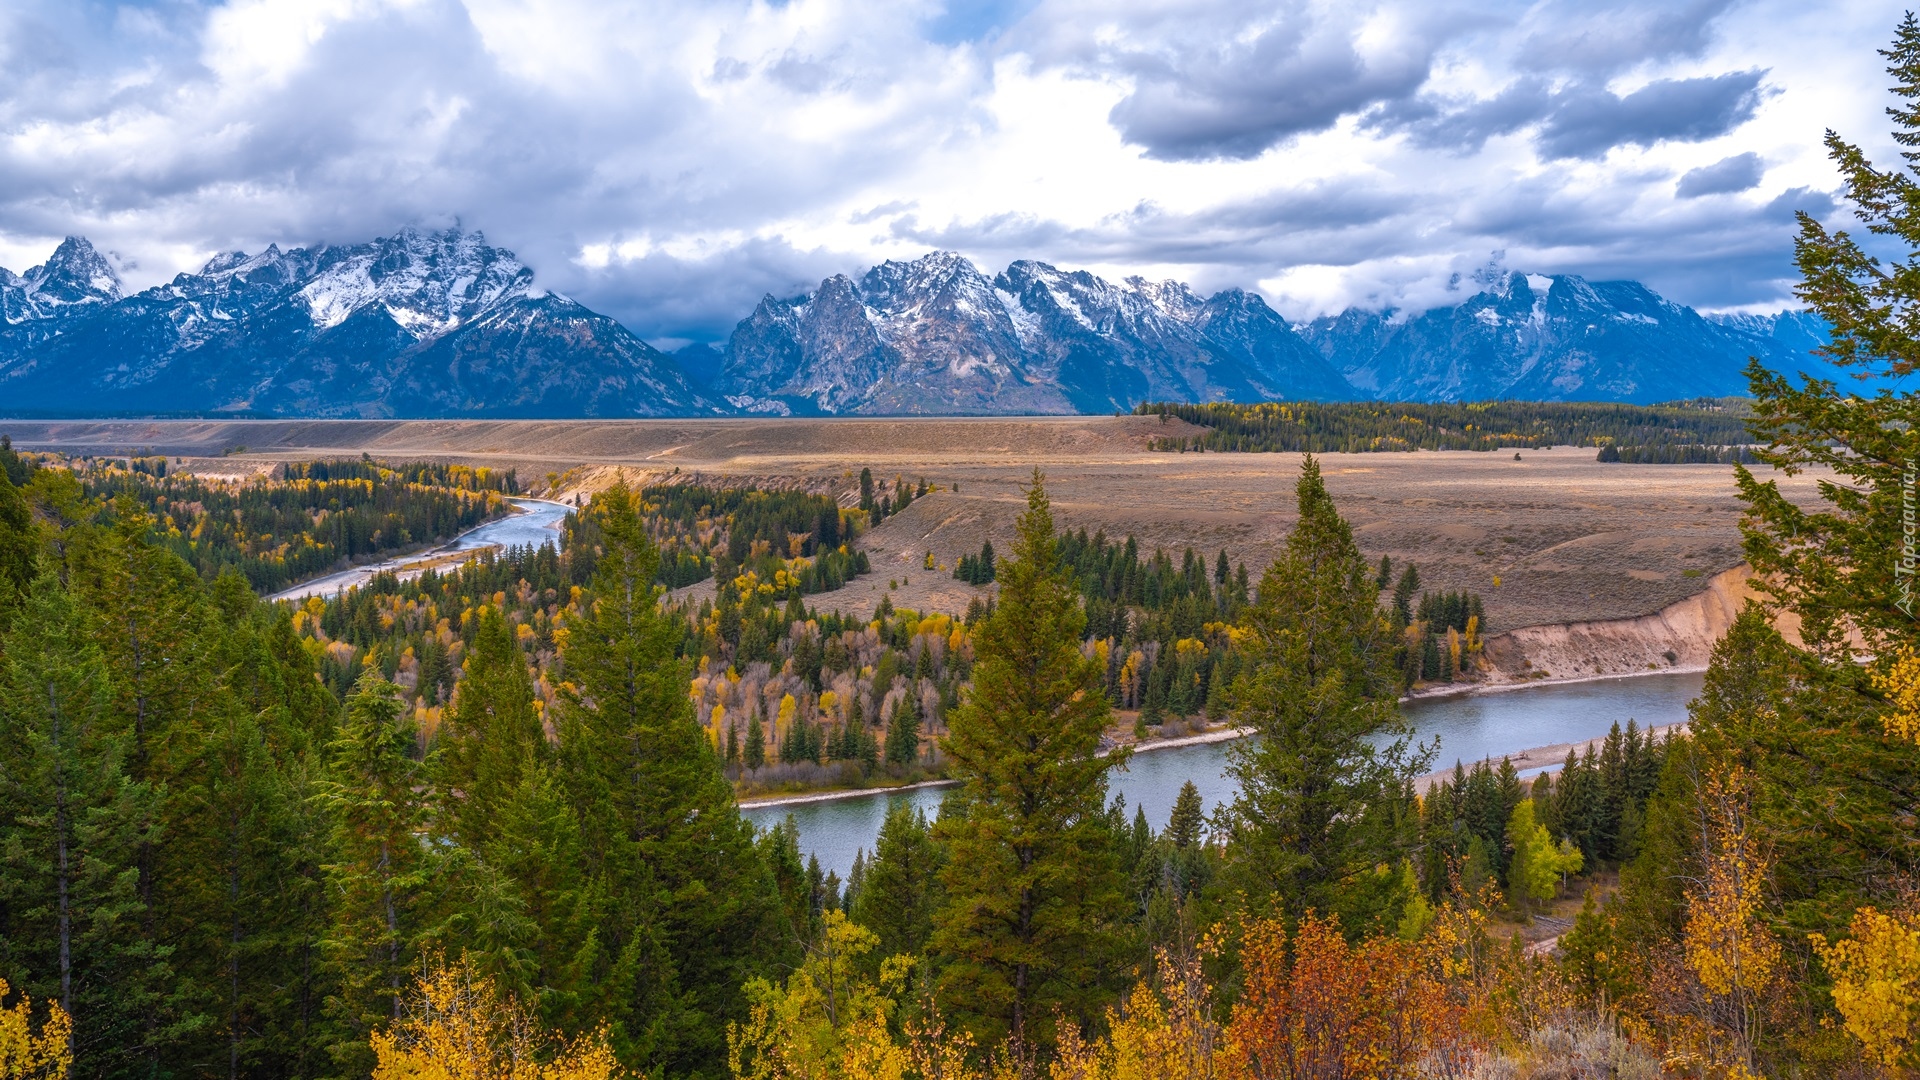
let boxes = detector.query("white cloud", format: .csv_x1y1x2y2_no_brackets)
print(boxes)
0,0,1897,338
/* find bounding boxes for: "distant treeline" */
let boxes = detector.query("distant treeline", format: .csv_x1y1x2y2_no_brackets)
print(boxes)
1595,443,1757,464
74,456,516,594
1135,399,1755,455
564,482,869,595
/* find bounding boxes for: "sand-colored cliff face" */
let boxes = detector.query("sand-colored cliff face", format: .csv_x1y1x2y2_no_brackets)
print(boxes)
1479,565,1777,683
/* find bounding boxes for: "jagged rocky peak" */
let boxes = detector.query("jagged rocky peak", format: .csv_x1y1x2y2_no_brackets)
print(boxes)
297,226,538,333
0,224,715,419
859,250,999,314
1128,276,1208,322
0,236,125,323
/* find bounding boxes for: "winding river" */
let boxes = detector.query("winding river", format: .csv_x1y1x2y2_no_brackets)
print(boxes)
741,670,1706,879
269,497,571,602
260,501,1706,884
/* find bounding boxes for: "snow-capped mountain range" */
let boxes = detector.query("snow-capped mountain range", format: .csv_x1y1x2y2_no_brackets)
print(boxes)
0,230,1833,418
0,229,711,417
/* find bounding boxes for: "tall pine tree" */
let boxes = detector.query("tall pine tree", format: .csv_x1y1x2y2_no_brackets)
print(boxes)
1218,456,1429,931
931,470,1130,1055
554,483,783,1076
436,606,545,851
317,672,431,1075
0,565,163,1079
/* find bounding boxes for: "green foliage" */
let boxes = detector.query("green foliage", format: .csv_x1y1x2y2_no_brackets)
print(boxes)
1138,399,1754,454
1737,13,1920,660
81,458,514,593
555,484,785,1074
931,471,1131,1052
317,672,431,1071
435,606,545,851
883,688,921,768
1596,442,1756,464
849,803,945,963
1218,456,1429,933
0,469,33,625
0,566,167,1077
1503,798,1582,913
954,540,996,585
1167,781,1205,849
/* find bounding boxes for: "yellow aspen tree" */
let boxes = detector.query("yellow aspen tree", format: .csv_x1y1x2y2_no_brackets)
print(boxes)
1811,906,1920,1068
727,911,911,1080
1051,950,1220,1080
0,979,71,1080
1681,766,1779,1076
1873,647,1920,745
370,953,621,1080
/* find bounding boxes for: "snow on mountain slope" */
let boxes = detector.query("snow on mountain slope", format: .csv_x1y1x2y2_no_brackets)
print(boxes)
0,228,714,418
0,231,1836,416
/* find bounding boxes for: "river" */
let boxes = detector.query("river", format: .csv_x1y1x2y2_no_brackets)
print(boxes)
741,670,1706,879
268,497,571,602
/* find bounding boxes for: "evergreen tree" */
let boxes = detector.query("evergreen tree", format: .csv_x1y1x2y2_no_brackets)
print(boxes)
436,606,545,851
0,469,34,626
1218,456,1429,931
884,686,920,768
554,483,783,1074
931,471,1130,1054
1167,780,1206,849
65,498,226,1071
745,711,766,770
482,762,596,1032
1391,563,1420,627
163,607,329,1080
317,672,431,1074
0,566,166,1078
1742,12,1920,661
850,804,944,962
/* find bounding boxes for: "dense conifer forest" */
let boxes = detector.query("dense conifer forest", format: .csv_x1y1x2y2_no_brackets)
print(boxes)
6,24,1920,1080
1137,398,1754,456
10,445,521,593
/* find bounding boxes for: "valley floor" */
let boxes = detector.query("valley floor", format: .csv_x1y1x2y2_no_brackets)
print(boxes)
3,413,1825,632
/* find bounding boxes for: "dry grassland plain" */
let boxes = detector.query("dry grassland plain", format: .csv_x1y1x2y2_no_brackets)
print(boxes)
1,415,1826,635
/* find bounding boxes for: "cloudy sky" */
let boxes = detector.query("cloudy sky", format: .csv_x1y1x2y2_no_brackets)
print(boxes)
0,0,1903,344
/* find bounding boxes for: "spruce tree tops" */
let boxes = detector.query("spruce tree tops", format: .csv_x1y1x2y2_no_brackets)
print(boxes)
552,482,783,1073
931,470,1130,1055
1219,455,1429,928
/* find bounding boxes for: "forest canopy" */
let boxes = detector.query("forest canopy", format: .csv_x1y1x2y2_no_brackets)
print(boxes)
1137,398,1755,454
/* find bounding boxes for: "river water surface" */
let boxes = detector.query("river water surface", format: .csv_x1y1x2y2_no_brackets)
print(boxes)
742,671,1705,879
269,498,571,602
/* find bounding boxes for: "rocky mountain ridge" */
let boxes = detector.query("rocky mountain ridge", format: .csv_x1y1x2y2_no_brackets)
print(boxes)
0,230,715,417
0,233,1831,417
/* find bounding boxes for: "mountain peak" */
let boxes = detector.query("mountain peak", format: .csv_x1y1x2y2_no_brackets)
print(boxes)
0,225,713,418
0,235,123,325
30,236,124,305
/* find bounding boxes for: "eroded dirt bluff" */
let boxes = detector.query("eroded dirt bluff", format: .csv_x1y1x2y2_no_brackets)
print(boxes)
1479,565,1771,683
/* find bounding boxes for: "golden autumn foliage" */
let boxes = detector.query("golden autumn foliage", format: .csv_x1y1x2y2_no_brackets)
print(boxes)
1681,770,1779,1003
1217,914,1470,1080
1874,647,1920,746
370,955,623,1080
0,979,70,1080
1643,765,1781,1080
1812,906,1920,1068
1052,949,1220,1080
729,911,916,1080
